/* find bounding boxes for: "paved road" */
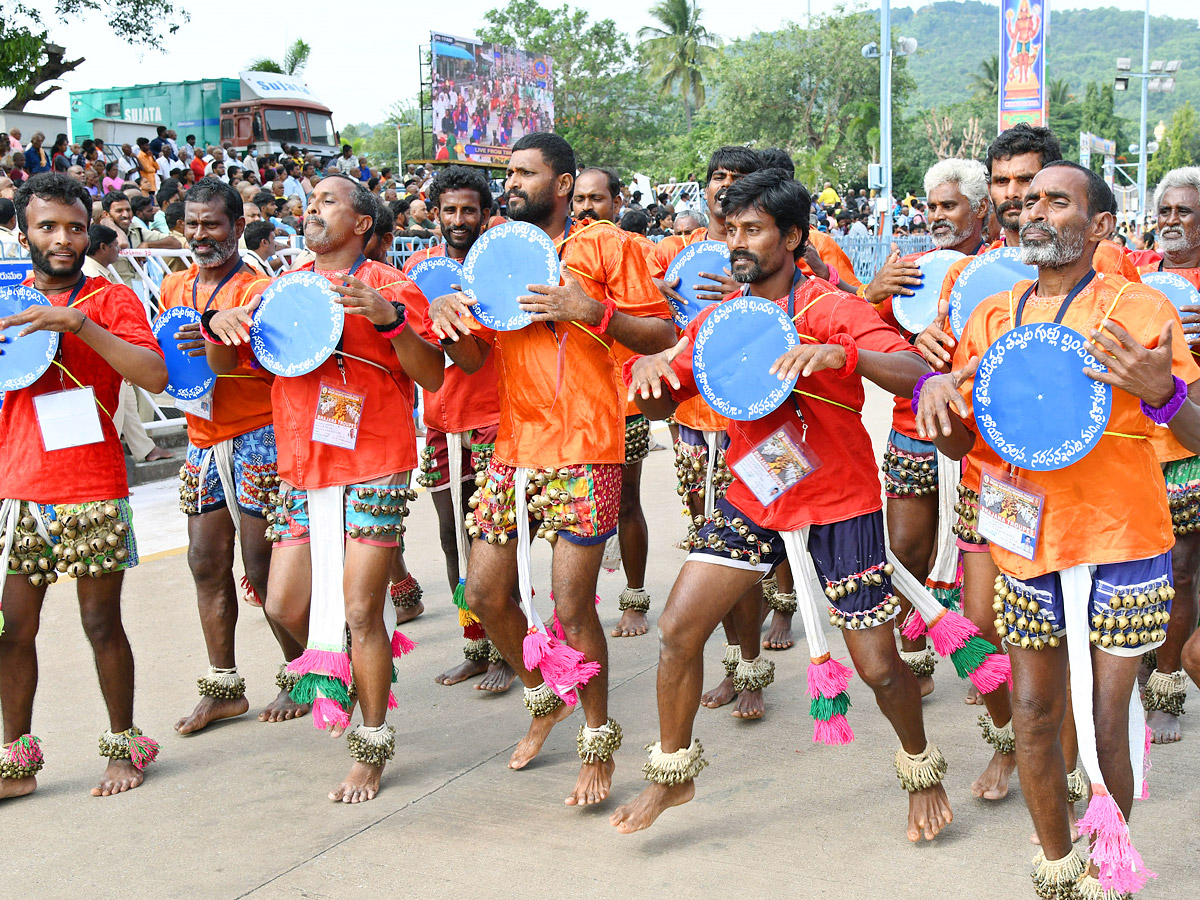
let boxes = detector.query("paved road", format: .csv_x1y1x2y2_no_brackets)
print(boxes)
3,389,1197,899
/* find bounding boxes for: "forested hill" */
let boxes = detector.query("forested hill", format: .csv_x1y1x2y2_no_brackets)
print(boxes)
894,1,1200,121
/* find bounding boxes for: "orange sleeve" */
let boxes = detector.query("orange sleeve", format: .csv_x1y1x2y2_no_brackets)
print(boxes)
158,271,185,311
1095,240,1141,282
807,232,862,289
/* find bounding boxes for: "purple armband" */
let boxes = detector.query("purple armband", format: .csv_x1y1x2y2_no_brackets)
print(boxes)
910,371,938,415
1141,375,1188,424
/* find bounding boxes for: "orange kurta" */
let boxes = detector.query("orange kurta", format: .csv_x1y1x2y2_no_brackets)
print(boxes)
160,264,275,448
953,271,1200,578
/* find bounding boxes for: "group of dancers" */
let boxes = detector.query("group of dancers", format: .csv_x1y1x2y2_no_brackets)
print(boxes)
2,122,1198,899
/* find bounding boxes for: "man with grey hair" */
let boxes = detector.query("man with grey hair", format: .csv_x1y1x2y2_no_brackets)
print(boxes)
673,209,707,236
923,158,990,253
1138,166,1200,744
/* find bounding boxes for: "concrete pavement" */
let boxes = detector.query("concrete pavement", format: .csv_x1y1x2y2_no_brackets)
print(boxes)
2,388,1197,900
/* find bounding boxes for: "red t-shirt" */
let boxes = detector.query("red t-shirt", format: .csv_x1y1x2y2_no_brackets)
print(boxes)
270,259,423,488
652,274,920,530
0,276,163,503
404,244,501,433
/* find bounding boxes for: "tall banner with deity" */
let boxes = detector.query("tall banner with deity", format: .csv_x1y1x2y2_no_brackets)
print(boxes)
999,0,1047,131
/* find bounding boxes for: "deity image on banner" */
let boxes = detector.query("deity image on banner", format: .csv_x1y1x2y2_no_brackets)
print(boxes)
1005,0,1043,95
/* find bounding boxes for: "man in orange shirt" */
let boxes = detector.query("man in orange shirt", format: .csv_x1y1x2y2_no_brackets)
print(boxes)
160,179,308,736
572,166,669,639
403,166,516,692
206,175,445,803
0,174,168,800
429,133,675,807
917,162,1200,894
1139,166,1200,742
135,137,158,194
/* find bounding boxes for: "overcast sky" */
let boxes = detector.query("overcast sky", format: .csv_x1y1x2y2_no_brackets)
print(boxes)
10,0,1200,129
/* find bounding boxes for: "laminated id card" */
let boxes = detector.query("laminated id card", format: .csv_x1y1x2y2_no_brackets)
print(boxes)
730,421,819,506
34,387,104,451
175,387,214,421
976,465,1045,561
311,381,365,450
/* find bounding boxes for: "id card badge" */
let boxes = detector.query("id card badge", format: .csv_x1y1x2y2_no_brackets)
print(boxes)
175,387,214,421
976,465,1045,561
730,421,820,507
34,387,104,451
311,380,366,450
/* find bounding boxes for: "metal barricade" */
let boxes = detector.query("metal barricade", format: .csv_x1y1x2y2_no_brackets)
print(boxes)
389,236,439,270
831,235,933,283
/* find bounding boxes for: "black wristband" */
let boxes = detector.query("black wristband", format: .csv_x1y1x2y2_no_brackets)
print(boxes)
373,300,406,332
200,309,219,335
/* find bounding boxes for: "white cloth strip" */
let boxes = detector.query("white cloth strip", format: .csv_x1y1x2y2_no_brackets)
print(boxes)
927,451,961,587
703,431,719,519
307,485,348,652
196,438,240,536
885,547,943,624
780,528,830,660
446,431,469,579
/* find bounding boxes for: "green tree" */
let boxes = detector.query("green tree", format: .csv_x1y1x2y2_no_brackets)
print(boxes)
1148,103,1200,184
969,54,999,104
637,0,721,132
1,0,188,110
248,39,311,76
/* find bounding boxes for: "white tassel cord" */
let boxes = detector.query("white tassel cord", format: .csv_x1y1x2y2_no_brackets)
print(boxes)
512,467,546,634
885,547,947,625
926,451,960,589
196,438,240,536
702,431,719,519
446,431,469,580
306,486,348,652
779,528,830,659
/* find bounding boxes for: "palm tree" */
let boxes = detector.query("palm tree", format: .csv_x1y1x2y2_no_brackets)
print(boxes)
248,39,312,76
969,54,1000,102
638,0,721,132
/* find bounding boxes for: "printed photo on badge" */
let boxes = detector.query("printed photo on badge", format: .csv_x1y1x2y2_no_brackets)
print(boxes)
311,382,365,450
976,466,1044,561
731,422,819,507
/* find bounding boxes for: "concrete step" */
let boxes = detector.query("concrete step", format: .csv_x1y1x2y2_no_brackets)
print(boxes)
124,420,188,486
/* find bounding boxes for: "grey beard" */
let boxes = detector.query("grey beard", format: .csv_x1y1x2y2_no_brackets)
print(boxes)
1159,229,1198,255
1019,226,1086,268
930,219,970,250
192,234,240,267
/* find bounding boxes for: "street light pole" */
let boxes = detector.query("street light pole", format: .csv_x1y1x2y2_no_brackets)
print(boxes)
880,0,893,244
396,122,414,171
1138,0,1150,225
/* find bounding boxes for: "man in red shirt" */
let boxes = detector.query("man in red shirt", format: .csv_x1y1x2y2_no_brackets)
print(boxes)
428,133,675,807
404,166,516,692
614,170,944,840
159,178,308,736
0,173,168,800
206,175,445,803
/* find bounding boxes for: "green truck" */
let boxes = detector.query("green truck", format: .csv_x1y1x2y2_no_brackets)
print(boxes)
69,72,339,161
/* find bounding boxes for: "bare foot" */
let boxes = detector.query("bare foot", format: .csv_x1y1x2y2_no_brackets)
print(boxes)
731,688,765,719
918,675,935,698
700,676,736,709
965,685,981,705
612,609,649,637
91,760,145,797
395,600,425,625
174,695,250,735
144,446,173,461
1031,804,1080,844
611,780,695,833
1148,709,1182,744
906,783,953,841
329,700,357,739
762,610,795,650
476,660,517,693
971,750,1016,800
509,701,573,769
565,757,616,806
328,760,385,803
258,689,309,723
0,775,36,800
435,657,488,686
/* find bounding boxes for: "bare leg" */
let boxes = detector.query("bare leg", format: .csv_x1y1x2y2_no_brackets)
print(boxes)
0,575,47,800
843,622,953,841
612,460,650,638
611,561,762,833
244,517,308,723
888,493,939,698
1092,649,1143,820
431,486,489,685
1147,531,1199,743
389,538,424,625
700,613,739,708
763,559,795,650
732,582,768,719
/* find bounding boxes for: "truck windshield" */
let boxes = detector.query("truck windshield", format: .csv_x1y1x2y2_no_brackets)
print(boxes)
263,109,302,144
307,113,335,146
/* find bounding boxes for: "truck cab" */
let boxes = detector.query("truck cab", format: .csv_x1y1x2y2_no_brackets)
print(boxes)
220,71,338,163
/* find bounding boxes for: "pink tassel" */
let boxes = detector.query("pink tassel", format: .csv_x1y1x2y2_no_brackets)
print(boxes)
312,696,350,731
4,736,42,767
927,609,978,656
287,648,352,685
391,630,417,657
968,651,1012,694
522,628,551,671
1077,788,1155,893
550,608,566,641
127,733,159,770
901,609,928,641
387,690,398,710
807,657,853,699
1140,725,1151,801
537,638,601,704
813,715,855,746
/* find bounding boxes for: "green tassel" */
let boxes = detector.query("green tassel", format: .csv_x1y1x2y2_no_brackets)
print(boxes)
453,579,468,611
290,673,350,706
932,586,961,611
809,692,851,721
949,636,994,679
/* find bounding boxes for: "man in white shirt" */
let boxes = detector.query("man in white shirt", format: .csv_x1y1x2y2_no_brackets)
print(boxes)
848,215,869,239
117,144,140,180
0,197,20,258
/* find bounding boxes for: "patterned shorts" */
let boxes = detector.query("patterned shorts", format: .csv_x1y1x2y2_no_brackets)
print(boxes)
179,424,278,518
996,552,1173,656
953,483,989,551
1165,456,1200,537
674,425,731,498
882,430,937,499
3,497,138,584
625,414,650,465
418,424,497,492
467,458,621,546
688,501,899,630
268,479,415,547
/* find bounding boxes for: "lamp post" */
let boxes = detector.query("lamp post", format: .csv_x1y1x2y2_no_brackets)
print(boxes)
396,121,414,171
1114,1,1180,227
